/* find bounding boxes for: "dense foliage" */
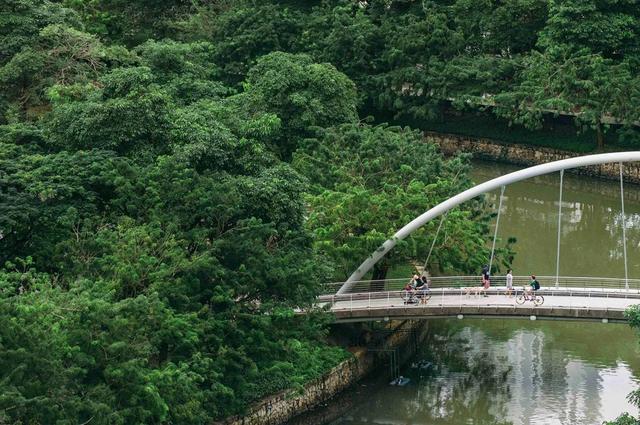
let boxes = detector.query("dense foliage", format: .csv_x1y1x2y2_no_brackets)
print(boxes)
0,45,352,421
0,1,518,423
7,0,640,422
182,0,640,150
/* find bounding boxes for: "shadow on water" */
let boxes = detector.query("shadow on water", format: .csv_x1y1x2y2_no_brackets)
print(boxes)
290,319,640,425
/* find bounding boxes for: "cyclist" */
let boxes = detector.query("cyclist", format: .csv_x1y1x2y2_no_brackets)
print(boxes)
526,274,540,300
403,282,416,304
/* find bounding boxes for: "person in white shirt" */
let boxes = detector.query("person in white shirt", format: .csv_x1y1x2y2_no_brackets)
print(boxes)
505,269,514,298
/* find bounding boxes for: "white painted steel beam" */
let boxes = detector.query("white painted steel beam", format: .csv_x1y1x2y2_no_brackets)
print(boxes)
337,152,640,294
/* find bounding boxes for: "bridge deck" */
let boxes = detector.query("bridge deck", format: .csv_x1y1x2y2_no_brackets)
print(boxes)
321,288,638,322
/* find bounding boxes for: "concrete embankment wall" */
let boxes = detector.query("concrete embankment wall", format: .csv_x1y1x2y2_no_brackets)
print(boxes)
217,320,425,425
427,131,640,184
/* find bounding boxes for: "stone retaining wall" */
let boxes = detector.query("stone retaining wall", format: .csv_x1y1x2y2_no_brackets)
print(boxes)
217,320,424,425
426,131,640,184
215,350,373,425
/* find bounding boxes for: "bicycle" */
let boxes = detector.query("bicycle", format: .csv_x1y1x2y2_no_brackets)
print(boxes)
515,288,544,306
401,289,431,305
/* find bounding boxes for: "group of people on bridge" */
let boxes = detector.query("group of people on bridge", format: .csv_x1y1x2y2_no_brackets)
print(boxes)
482,266,541,300
403,274,431,304
403,266,541,303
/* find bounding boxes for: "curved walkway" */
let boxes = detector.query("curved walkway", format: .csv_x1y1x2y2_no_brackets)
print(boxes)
320,287,639,323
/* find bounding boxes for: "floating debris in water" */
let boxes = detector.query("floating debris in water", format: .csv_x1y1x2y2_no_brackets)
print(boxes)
389,376,411,386
410,360,433,370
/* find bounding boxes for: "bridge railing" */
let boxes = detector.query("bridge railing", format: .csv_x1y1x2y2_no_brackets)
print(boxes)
320,275,640,296
316,286,640,315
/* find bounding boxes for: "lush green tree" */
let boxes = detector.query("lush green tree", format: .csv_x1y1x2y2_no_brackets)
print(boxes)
538,0,640,59
168,99,280,171
0,0,81,66
44,66,173,157
0,23,117,121
135,40,231,105
62,0,192,45
238,51,358,158
294,123,513,282
0,141,122,267
198,3,304,84
0,45,349,420
298,2,384,104
493,47,638,149
0,138,344,423
606,413,640,425
450,0,548,55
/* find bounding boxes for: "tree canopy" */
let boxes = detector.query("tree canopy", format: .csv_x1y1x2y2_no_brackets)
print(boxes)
0,1,559,423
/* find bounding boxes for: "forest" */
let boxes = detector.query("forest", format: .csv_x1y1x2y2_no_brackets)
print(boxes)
1,1,640,424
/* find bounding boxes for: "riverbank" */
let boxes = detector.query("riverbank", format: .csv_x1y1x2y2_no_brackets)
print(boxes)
428,131,640,184
216,320,428,425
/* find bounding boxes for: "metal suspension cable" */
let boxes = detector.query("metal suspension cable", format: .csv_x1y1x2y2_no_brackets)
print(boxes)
420,169,464,275
489,186,506,274
422,213,447,273
620,163,629,290
555,170,564,288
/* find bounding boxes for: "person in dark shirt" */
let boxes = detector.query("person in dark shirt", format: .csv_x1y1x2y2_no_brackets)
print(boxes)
481,265,490,297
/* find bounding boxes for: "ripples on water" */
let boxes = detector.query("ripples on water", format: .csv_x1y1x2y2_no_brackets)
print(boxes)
296,320,640,425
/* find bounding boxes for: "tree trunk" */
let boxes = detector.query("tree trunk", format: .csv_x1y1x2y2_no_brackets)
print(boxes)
596,122,605,150
371,263,388,292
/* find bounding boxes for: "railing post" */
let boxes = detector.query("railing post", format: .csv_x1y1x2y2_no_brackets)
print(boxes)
350,293,353,311
368,292,371,308
620,163,629,291
555,170,564,289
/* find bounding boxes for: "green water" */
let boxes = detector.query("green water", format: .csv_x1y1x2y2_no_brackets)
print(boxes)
327,319,640,425
471,161,640,279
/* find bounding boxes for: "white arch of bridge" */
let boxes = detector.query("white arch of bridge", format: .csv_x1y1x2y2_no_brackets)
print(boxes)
337,152,640,295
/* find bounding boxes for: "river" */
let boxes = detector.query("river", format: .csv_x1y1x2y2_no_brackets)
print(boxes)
290,161,640,425
470,160,640,279
300,319,640,425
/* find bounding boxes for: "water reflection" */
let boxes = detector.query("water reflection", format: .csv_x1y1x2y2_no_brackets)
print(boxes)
325,320,640,425
472,161,640,278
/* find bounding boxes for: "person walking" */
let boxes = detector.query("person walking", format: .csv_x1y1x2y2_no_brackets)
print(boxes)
417,276,430,304
403,282,415,304
481,265,490,297
505,269,513,297
411,274,421,288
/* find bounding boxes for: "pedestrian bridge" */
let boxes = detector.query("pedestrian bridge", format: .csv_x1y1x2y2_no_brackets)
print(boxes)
317,152,640,323
318,276,640,323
